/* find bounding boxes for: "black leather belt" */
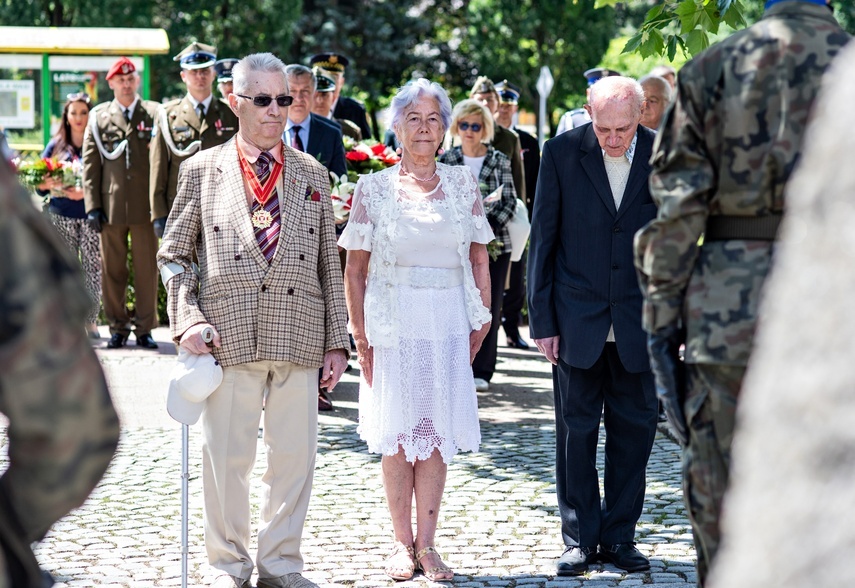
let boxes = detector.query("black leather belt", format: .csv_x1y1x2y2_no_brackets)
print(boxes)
704,214,782,241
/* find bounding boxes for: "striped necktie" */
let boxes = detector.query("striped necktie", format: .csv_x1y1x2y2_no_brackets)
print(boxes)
251,151,280,263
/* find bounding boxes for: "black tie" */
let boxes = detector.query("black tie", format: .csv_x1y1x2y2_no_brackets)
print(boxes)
124,108,131,124
196,103,205,119
291,125,304,152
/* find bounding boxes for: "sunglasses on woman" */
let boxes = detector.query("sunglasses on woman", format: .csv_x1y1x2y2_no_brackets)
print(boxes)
236,94,293,107
67,92,91,104
458,122,482,132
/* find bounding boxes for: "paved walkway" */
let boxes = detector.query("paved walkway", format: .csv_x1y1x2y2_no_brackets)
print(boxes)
4,326,696,587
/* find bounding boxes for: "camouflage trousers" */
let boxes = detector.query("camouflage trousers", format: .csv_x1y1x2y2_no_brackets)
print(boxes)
682,363,745,587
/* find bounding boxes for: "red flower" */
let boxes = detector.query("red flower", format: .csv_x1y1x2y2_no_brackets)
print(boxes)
43,158,62,172
346,150,369,162
370,143,387,156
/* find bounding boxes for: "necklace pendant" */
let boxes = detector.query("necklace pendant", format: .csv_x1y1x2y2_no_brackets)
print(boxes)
251,209,273,229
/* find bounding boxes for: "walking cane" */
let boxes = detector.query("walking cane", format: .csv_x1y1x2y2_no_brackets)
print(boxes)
181,420,189,588
167,327,214,588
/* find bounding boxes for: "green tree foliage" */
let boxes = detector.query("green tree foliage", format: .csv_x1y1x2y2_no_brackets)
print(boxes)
458,0,617,128
293,0,469,138
596,0,749,59
0,1,301,100
607,0,855,61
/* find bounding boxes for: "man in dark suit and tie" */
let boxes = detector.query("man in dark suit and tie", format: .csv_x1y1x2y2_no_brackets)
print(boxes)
283,64,347,182
527,76,658,577
283,64,347,411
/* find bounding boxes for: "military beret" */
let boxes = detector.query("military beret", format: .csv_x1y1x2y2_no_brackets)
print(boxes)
494,79,521,104
174,42,217,70
470,76,497,97
313,68,336,93
309,52,349,73
106,57,136,80
214,58,239,83
583,67,622,85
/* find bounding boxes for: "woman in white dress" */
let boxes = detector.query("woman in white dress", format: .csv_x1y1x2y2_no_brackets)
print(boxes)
339,79,493,582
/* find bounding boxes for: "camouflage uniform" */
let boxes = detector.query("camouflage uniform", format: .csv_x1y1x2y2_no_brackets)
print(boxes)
0,146,120,586
634,2,848,585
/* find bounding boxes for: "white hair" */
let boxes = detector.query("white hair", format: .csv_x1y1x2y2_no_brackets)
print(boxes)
232,53,287,95
588,76,645,117
389,78,452,132
639,74,673,103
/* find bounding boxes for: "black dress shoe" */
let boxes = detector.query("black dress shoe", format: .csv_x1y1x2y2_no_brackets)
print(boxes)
106,333,127,349
136,334,158,349
556,545,597,576
506,334,531,350
599,543,650,572
318,388,334,411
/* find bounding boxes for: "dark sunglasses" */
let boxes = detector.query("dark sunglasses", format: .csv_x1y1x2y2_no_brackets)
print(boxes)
67,92,91,104
236,94,293,107
458,121,482,132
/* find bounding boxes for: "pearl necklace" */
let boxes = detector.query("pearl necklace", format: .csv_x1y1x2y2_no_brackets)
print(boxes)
402,165,438,183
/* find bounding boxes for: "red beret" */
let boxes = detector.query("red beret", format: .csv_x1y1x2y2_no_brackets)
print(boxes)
106,57,136,80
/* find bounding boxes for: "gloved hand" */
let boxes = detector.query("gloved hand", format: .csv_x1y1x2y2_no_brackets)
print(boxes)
648,324,688,446
153,217,167,238
86,209,107,233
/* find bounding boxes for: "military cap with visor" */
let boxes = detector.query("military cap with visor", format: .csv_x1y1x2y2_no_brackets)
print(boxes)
313,68,336,93
583,67,622,85
494,80,521,104
214,58,239,83
174,42,217,70
309,52,349,73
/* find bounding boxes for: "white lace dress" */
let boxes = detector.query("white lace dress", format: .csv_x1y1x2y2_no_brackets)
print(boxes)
338,163,494,463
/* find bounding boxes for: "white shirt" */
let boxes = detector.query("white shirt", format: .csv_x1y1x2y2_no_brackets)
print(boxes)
185,93,213,116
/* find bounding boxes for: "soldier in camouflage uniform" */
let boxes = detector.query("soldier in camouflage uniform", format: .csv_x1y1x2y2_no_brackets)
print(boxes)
149,42,238,236
0,135,120,587
634,1,848,585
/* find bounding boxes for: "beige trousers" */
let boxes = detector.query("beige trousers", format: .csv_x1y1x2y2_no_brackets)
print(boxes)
201,360,317,581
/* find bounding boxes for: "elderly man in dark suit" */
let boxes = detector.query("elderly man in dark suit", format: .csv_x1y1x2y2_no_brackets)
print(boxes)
283,64,347,182
527,76,658,577
158,52,349,588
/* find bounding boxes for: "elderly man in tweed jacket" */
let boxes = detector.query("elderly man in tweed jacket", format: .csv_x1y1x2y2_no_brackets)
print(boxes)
157,53,349,588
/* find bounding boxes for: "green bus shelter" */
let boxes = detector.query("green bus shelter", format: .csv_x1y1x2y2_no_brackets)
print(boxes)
0,26,170,152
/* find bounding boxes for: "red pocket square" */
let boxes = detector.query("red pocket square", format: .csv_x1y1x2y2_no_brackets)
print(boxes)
305,186,322,201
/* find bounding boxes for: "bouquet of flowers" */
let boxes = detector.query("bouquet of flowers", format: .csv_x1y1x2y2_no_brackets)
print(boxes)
13,157,64,189
329,138,400,224
329,171,357,224
343,137,400,177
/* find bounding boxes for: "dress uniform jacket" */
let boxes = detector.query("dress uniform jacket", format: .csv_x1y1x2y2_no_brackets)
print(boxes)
491,125,526,205
157,138,349,368
149,95,238,220
333,96,372,140
83,97,159,224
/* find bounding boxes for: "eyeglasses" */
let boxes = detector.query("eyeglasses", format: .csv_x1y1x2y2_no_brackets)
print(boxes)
67,92,91,104
458,122,483,132
236,94,293,107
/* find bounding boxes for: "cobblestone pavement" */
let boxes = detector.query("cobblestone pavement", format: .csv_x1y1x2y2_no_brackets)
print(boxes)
3,327,696,587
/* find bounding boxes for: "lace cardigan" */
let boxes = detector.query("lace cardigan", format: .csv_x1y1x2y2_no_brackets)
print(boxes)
338,162,493,348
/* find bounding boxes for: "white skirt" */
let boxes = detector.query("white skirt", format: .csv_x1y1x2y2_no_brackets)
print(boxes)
358,275,481,464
